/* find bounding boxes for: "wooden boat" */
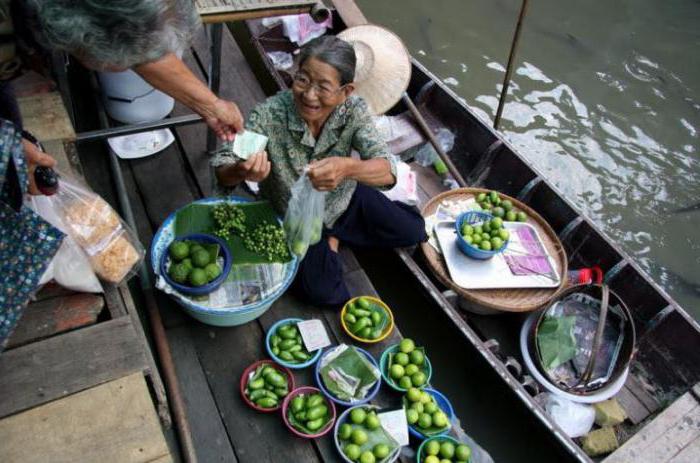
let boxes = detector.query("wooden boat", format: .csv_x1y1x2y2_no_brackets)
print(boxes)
242,5,700,462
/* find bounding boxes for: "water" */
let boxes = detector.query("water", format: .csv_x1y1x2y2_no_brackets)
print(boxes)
357,0,700,316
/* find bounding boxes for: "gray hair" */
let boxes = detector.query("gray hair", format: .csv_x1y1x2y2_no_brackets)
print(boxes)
29,0,200,69
298,35,356,85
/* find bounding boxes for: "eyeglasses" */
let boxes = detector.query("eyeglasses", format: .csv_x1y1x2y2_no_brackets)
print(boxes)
292,73,345,99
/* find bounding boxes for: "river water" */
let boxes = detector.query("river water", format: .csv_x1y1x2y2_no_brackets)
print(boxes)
357,0,700,317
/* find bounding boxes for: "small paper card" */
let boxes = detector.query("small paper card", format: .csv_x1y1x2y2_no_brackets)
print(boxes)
297,319,331,352
378,408,410,446
233,130,268,160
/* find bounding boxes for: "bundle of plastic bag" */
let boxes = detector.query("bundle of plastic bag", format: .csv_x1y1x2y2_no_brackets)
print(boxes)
51,172,143,284
283,171,325,258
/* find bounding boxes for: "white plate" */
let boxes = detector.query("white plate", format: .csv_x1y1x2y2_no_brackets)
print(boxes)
435,220,561,289
107,129,175,159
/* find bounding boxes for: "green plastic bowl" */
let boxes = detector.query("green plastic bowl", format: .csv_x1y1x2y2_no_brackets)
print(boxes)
417,435,472,463
379,343,433,392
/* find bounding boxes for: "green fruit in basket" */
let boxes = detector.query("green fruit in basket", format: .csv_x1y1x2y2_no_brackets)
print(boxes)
370,329,382,340
365,413,380,430
169,241,189,261
424,456,440,463
399,376,413,389
491,237,503,250
425,439,441,456
395,352,409,366
482,221,491,233
399,338,415,354
189,268,208,287
373,443,390,459
169,263,190,284
502,199,513,211
350,407,367,425
409,350,425,366
471,234,482,245
344,313,357,325
291,240,308,256
499,229,510,241
412,371,427,387
204,263,221,281
351,428,368,445
505,210,517,222
474,225,483,235
339,423,353,440
405,364,419,376
407,387,422,402
433,411,448,428
492,206,505,218
406,408,419,424
491,217,503,229
344,444,361,461
455,444,472,461
359,451,375,463
440,441,455,459
192,249,211,268
370,311,381,325
411,402,424,414
390,364,405,379
181,258,192,270
480,240,492,251
424,402,438,414
489,191,499,203
517,211,528,222
420,391,432,404
418,413,433,429
359,326,373,339
476,192,487,202
464,235,474,245
460,223,473,236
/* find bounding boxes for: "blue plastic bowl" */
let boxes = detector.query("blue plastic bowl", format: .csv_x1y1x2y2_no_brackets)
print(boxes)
407,388,454,440
333,405,401,463
455,211,509,260
379,343,433,392
417,435,470,463
160,233,232,296
266,318,323,369
315,346,381,407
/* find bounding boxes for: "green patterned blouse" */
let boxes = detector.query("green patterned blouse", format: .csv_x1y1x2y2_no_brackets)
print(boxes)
211,90,397,226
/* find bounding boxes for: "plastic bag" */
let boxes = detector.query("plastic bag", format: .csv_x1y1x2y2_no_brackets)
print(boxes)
415,128,455,167
50,172,144,284
283,172,325,258
318,344,380,402
383,161,418,205
538,393,595,438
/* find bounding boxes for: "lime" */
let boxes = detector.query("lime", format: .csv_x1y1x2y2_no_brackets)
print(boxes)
399,376,413,389
373,443,390,459
424,457,440,463
424,402,438,414
181,258,193,270
420,391,432,404
489,191,499,203
499,229,510,241
189,244,205,255
407,387,422,402
365,414,380,430
517,211,528,222
501,199,513,211
344,444,361,461
406,408,419,424
291,240,307,256
409,350,425,366
189,268,208,287
480,241,492,251
405,364,419,376
463,224,474,236
433,411,448,428
351,428,368,445
492,206,505,218
440,441,455,459
455,444,472,461
410,401,424,414
493,195,502,206
390,364,405,380
350,407,367,425
482,221,491,233
491,217,503,229
411,371,427,387
505,210,517,222
192,249,211,268
425,439,441,456
169,263,190,284
418,413,432,429
476,192,487,202
204,263,221,281
474,225,483,235
399,338,415,354
339,423,352,440
169,241,189,261
491,237,504,250
464,235,474,245
471,234,482,244
483,203,492,210
359,452,375,463
395,352,410,366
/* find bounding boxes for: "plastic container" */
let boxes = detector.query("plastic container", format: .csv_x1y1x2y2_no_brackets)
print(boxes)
333,405,401,463
98,69,174,124
416,435,466,463
379,343,433,392
454,211,509,260
160,233,232,296
265,318,323,369
282,386,336,438
340,296,395,343
315,346,381,407
407,388,454,440
239,359,295,413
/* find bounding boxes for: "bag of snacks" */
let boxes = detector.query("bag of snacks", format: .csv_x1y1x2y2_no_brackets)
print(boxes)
51,172,143,284
283,170,325,258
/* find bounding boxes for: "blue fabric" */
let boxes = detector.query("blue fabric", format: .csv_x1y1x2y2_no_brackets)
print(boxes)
291,183,427,307
0,119,63,350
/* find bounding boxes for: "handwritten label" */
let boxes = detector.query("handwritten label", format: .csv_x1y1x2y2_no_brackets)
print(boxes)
378,408,410,446
297,319,331,352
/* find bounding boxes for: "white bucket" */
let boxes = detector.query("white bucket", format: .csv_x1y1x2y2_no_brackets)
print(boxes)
98,69,175,124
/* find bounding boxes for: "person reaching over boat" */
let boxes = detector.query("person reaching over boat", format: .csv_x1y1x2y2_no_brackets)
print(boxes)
19,0,243,139
213,33,427,307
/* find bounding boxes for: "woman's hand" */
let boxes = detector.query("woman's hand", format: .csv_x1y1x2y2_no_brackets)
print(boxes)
203,98,244,142
307,157,350,191
22,138,56,195
216,151,270,186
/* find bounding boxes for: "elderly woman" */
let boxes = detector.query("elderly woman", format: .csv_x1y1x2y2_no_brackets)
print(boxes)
213,36,427,306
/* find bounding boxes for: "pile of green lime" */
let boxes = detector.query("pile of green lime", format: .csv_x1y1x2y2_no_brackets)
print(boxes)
475,190,528,222
244,364,289,409
460,216,509,252
167,240,222,287
269,322,312,364
387,338,429,389
338,407,396,463
344,297,390,341
287,392,332,434
403,388,451,436
421,438,472,463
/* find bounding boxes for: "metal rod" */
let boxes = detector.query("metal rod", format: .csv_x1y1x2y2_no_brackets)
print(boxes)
402,92,468,187
75,114,203,143
89,74,198,463
206,23,223,153
493,0,529,130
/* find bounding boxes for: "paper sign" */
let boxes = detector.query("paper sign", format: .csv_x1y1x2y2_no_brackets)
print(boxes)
378,408,410,446
297,319,331,352
233,130,268,160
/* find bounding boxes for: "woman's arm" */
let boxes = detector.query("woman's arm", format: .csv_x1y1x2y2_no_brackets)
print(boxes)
307,157,393,192
134,53,243,140
215,151,271,186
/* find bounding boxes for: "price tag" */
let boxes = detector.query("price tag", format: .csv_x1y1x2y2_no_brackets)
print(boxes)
297,319,331,352
378,408,409,446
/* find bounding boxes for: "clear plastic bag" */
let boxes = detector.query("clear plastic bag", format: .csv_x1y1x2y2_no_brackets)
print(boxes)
414,128,455,167
283,172,325,258
51,172,144,284
537,393,595,438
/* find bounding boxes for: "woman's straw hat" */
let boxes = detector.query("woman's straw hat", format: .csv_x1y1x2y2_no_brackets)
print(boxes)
338,25,411,115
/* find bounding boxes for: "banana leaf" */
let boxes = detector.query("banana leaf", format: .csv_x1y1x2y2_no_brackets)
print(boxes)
320,345,380,401
537,315,577,370
402,396,451,437
174,201,291,265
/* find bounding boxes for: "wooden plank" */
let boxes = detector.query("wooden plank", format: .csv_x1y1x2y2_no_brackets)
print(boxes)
33,282,76,301
165,324,237,462
626,374,661,415
616,385,652,425
103,283,128,318
330,0,368,27
0,373,172,463
196,0,316,15
17,92,75,142
0,317,148,418
674,435,700,462
6,293,104,349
